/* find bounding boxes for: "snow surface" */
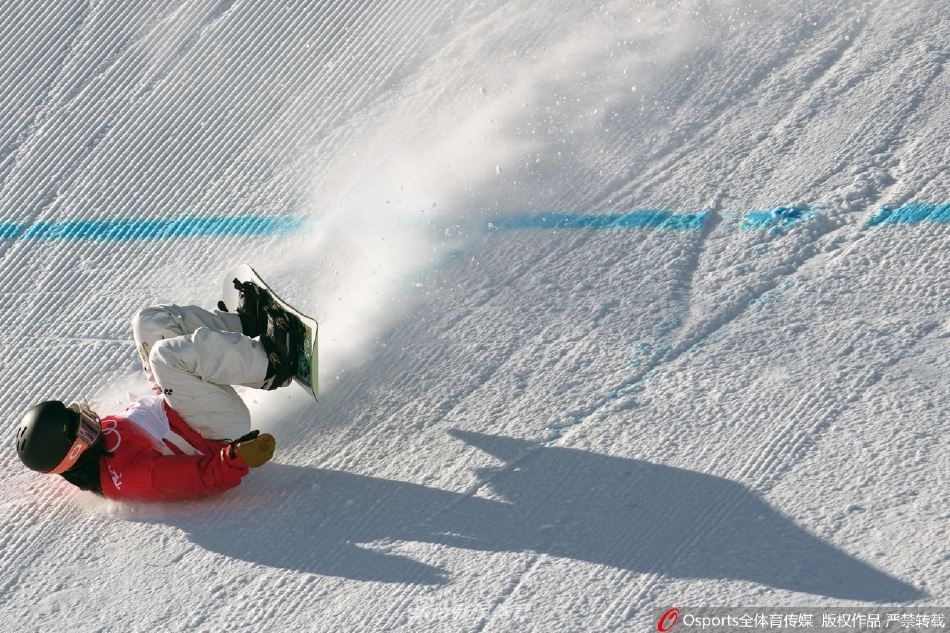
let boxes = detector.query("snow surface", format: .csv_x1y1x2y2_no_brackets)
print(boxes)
0,0,947,631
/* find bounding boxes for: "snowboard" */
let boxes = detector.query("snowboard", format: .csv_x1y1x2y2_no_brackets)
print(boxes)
221,264,319,401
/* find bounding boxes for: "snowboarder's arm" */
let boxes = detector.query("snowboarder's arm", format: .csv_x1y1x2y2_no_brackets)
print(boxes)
100,427,274,501
148,449,250,500
107,448,250,501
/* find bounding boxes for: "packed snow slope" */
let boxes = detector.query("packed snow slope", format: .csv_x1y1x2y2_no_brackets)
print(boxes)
0,0,947,631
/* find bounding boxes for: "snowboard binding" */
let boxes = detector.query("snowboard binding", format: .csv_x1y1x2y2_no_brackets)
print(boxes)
219,278,272,338
221,264,319,401
260,305,304,390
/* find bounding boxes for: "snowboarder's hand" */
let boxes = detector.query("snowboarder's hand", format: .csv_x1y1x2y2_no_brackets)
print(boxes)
231,432,276,468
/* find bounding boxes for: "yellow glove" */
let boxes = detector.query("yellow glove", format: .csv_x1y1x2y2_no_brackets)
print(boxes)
230,432,276,468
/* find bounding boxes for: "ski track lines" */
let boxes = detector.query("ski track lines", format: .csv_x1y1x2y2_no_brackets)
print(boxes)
0,0,101,155
0,0,452,626
607,332,934,626
0,0,447,265
595,3,863,211
0,205,941,629
4,2,406,344
596,227,948,625
0,0,450,332
367,229,710,632
0,208,943,630
442,216,943,628
592,234,910,623
1,2,947,630
331,236,596,631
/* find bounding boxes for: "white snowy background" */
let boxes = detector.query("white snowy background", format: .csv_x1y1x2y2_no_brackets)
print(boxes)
0,0,947,631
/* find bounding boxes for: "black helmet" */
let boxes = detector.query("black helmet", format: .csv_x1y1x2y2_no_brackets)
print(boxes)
16,401,81,473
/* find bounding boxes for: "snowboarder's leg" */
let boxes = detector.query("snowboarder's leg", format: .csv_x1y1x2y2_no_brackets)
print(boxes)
132,304,243,393
147,327,270,440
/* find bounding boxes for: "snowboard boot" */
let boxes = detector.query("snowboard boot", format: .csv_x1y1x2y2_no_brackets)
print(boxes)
260,306,301,390
231,279,272,338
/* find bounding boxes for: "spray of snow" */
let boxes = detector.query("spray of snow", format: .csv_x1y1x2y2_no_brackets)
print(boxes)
285,1,701,381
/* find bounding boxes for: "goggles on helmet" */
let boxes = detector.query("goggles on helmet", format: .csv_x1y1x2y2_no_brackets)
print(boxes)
49,401,102,475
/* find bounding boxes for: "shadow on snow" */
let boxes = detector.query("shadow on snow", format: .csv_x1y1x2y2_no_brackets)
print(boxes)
140,430,922,602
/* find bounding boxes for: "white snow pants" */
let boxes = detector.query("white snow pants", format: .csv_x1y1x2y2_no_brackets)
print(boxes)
131,305,270,440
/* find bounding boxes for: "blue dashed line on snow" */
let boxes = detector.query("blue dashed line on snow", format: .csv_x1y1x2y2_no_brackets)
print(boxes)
0,223,20,239
6,215,304,241
867,202,950,227
740,207,816,231
490,210,708,231
0,202,946,242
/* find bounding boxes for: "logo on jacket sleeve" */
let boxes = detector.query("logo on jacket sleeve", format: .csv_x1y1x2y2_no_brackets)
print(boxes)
103,425,122,452
108,464,123,490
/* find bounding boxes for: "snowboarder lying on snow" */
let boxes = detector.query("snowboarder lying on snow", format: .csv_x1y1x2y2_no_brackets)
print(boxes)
15,282,301,502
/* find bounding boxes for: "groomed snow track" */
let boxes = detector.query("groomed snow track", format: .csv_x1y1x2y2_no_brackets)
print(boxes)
0,1,947,631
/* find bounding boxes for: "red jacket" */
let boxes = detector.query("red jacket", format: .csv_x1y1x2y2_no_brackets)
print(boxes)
98,402,249,501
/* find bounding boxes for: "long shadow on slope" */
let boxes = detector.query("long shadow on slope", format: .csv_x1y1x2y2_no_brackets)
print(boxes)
152,431,921,601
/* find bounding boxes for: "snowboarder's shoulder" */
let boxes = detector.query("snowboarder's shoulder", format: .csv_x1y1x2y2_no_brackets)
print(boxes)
118,395,171,442
99,413,164,456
